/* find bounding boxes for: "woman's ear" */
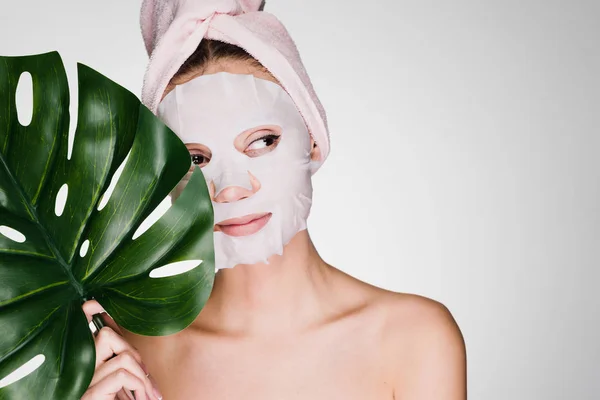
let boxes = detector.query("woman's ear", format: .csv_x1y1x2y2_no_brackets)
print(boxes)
309,136,321,161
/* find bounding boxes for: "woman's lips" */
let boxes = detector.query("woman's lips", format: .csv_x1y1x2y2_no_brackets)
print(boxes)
214,212,272,237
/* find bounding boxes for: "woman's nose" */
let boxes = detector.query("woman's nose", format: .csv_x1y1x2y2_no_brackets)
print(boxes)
210,171,261,203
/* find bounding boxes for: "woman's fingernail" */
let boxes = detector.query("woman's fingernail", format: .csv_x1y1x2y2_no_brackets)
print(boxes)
153,386,163,400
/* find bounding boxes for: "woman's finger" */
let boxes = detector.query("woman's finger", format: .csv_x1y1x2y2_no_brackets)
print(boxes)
82,299,104,322
81,368,149,400
90,350,157,399
94,327,143,368
82,300,123,335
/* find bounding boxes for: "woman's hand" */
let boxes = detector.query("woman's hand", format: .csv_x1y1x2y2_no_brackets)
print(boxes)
80,300,163,400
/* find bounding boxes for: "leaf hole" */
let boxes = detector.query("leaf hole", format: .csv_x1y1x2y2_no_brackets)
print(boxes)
149,260,203,278
0,225,26,243
55,183,68,217
0,354,45,389
66,62,79,161
79,239,90,257
131,195,172,240
97,151,130,211
15,71,33,127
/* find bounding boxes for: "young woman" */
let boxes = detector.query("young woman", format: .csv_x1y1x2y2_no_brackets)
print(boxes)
81,1,466,399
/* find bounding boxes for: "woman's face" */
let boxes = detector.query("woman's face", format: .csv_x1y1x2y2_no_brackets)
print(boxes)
158,58,318,269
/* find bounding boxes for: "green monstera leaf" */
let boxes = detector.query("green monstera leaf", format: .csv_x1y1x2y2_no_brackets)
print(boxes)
0,52,215,399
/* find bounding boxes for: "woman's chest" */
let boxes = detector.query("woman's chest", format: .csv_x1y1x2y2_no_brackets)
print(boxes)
140,330,394,400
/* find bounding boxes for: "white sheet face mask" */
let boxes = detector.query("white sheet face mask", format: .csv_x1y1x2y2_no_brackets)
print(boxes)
157,72,314,270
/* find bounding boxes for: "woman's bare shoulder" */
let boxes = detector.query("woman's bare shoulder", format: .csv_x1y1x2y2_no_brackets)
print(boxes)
336,270,466,397
378,291,460,333
375,290,466,397
349,275,465,354
335,267,460,329
379,291,464,354
336,268,462,339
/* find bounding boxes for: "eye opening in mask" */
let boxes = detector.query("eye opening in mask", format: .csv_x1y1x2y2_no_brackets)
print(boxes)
237,125,282,158
186,143,212,170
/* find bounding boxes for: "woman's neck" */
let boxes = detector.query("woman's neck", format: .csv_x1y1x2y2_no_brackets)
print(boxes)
192,230,334,337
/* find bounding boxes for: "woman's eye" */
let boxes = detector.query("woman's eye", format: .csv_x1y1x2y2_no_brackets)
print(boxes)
246,134,281,153
190,153,210,168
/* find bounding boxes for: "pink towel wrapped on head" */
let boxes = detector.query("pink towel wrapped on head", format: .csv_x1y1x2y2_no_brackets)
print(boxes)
140,0,330,168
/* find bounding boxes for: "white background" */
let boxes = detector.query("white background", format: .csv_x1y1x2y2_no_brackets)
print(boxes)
1,1,599,399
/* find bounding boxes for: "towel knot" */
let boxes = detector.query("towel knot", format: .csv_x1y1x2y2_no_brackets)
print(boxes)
177,0,263,21
142,0,264,55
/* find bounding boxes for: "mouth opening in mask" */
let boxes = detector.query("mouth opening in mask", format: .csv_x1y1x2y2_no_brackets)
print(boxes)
214,212,273,237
